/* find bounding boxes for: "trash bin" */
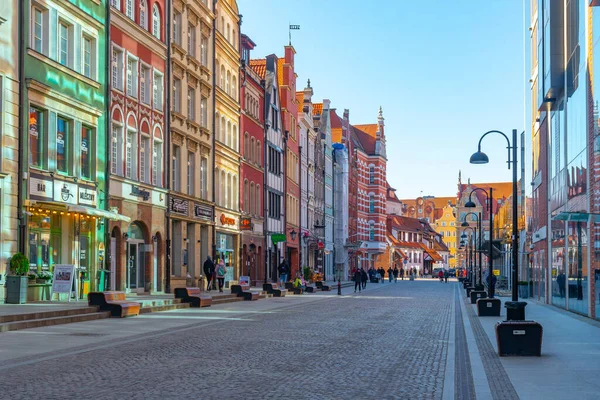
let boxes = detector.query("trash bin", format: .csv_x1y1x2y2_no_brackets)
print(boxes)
505,301,527,321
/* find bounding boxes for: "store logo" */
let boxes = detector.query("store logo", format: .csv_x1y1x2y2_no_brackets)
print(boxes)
61,184,73,202
79,191,95,202
130,185,151,201
220,213,236,226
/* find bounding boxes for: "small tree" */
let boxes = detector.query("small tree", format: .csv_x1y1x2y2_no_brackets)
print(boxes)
9,253,30,276
303,266,312,282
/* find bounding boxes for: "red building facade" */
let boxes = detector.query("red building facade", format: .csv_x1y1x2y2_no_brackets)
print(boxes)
240,34,265,285
108,0,167,293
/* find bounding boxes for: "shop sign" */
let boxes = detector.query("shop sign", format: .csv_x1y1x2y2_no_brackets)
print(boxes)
53,181,77,205
220,213,236,226
240,217,252,231
170,197,189,215
78,187,97,206
130,185,151,201
194,203,213,221
29,176,53,200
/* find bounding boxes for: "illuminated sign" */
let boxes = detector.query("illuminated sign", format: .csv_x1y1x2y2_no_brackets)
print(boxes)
78,187,97,206
240,217,252,231
194,203,213,220
170,197,189,215
53,181,77,205
220,213,236,226
29,176,53,200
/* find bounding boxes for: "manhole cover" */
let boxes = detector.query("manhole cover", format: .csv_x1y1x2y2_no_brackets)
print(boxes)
67,333,107,337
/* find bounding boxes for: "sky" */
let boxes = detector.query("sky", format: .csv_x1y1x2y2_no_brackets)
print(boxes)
237,0,530,200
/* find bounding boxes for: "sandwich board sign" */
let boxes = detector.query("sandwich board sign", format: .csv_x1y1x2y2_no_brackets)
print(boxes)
51,264,76,302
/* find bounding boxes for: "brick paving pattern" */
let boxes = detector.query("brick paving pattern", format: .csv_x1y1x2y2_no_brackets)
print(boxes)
462,295,520,400
1,281,454,400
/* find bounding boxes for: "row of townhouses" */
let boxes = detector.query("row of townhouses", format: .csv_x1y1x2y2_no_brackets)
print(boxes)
0,0,401,302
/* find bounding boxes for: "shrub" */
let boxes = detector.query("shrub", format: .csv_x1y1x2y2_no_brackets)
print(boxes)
9,253,30,276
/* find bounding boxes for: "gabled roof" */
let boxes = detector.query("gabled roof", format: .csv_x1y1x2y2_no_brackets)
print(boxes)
296,92,304,113
351,125,374,153
422,245,443,262
313,103,323,116
276,58,284,86
249,59,266,79
353,124,378,138
387,183,401,203
433,240,449,253
330,109,343,143
389,215,426,232
459,182,513,201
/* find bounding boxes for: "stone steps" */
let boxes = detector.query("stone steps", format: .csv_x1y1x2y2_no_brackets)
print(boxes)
0,309,111,333
0,306,102,324
139,302,191,314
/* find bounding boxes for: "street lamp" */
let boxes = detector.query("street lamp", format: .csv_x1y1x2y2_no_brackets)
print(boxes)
290,229,297,241
465,187,493,295
462,211,482,285
461,227,474,283
470,129,522,315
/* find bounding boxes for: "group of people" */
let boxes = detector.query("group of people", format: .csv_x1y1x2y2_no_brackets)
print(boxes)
202,256,227,292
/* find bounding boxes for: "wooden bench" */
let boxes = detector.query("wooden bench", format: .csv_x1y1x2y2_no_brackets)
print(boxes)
262,283,287,297
88,291,141,318
305,285,317,293
231,284,260,301
315,281,331,291
284,282,304,295
174,287,212,307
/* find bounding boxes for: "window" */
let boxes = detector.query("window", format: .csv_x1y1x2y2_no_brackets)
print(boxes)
244,133,249,159
112,48,123,90
231,75,237,100
140,136,150,183
249,137,254,162
201,36,208,66
140,65,150,104
152,4,161,40
139,0,147,29
125,130,137,179
33,7,44,53
268,191,281,219
111,124,123,176
268,146,281,175
200,157,207,199
255,185,261,215
256,141,261,165
226,70,231,94
220,65,225,88
172,145,180,191
56,117,69,174
187,87,195,121
244,180,249,212
188,24,196,56
80,126,92,179
200,96,207,128
126,56,138,98
58,22,70,66
29,107,45,168
82,36,93,78
369,222,375,241
152,141,162,186
172,12,181,45
187,152,195,195
369,166,375,184
153,71,163,110
111,0,120,9
369,194,375,213
125,0,134,19
173,78,181,113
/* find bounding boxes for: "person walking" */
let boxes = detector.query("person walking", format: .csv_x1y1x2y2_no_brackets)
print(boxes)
278,259,289,287
387,267,393,283
216,258,226,292
378,267,385,284
444,269,449,283
203,256,215,291
361,268,368,290
393,267,399,283
400,267,404,280
354,268,362,293
438,269,444,283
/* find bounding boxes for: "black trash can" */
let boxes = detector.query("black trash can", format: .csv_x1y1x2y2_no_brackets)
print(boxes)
505,301,527,321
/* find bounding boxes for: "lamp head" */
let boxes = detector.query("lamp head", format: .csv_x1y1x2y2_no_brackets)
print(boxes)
461,221,469,227
290,229,297,241
461,233,467,239
470,150,489,164
465,200,476,208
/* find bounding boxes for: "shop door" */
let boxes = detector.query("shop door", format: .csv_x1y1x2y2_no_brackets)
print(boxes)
127,240,145,293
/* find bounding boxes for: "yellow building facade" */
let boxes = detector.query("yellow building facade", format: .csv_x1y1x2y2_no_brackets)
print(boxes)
433,204,457,268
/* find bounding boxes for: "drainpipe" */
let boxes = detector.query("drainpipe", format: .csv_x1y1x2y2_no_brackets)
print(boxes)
103,1,112,291
298,144,302,271
262,80,267,284
165,0,172,292
17,0,26,256
211,0,217,265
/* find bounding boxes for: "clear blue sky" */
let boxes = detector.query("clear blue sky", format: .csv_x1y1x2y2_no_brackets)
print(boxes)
238,0,529,199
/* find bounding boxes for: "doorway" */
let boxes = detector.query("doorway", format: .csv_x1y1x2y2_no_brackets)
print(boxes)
127,240,145,293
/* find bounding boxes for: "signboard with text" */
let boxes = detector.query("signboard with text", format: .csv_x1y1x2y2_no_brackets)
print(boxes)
51,264,76,300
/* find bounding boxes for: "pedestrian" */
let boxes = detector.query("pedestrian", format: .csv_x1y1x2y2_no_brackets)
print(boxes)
400,267,404,280
354,268,362,293
438,269,444,283
361,268,368,289
444,270,448,283
203,256,215,291
216,258,226,292
378,267,385,284
393,267,399,283
387,267,393,283
487,272,498,298
557,271,566,298
278,259,289,287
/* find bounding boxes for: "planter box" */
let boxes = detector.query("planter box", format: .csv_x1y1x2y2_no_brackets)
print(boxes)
466,287,475,297
496,320,543,356
505,301,528,321
470,290,487,304
477,298,501,316
518,285,529,299
6,276,28,304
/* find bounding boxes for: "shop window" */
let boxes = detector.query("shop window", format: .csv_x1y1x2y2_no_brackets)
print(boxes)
29,107,46,169
80,126,92,179
56,117,70,174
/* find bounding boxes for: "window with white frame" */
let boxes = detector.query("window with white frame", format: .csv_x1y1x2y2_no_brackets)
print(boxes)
152,4,161,40
139,0,148,29
82,35,94,79
126,56,138,98
369,194,375,213
369,222,375,241
200,96,207,128
56,117,70,174
126,0,134,20
140,136,150,183
172,11,181,45
187,87,195,121
244,180,249,212
200,156,207,199
58,21,71,67
153,71,163,110
152,139,162,186
173,77,181,113
249,182,254,214
188,23,196,56
369,166,375,184
140,65,150,104
187,152,195,195
172,145,180,191
111,0,120,9
112,48,124,90
201,36,208,66
111,123,123,175
125,128,137,179
32,7,46,54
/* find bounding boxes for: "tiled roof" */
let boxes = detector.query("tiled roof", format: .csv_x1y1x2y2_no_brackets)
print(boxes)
353,124,378,138
389,215,425,232
433,240,449,252
422,245,443,262
313,103,323,116
277,58,284,86
330,109,342,129
351,125,375,153
249,59,266,79
387,183,401,203
296,92,304,113
400,197,456,209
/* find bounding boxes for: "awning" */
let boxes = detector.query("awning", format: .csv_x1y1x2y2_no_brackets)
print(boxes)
423,248,443,262
67,204,131,222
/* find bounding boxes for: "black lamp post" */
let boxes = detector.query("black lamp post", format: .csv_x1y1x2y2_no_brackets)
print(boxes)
469,130,519,305
461,227,474,283
465,187,493,295
462,211,482,285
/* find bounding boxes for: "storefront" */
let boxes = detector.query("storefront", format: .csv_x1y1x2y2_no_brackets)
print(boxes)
241,217,264,286
169,195,213,290
215,210,240,285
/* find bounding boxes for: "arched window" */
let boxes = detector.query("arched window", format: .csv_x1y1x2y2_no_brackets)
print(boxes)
232,75,237,100
226,70,231,94
233,175,238,210
233,124,238,151
152,4,160,40
214,168,220,205
226,173,232,209
255,184,260,215
256,141,261,165
139,0,147,29
226,120,232,148
244,133,249,160
369,194,375,213
249,182,254,215
232,29,237,49
249,137,255,163
220,116,225,142
220,170,226,206
221,17,225,33
369,222,375,241
226,23,230,41
244,179,249,212
220,65,225,88
215,112,220,138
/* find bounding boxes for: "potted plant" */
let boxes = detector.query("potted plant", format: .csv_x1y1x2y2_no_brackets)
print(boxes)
36,270,52,284
28,273,37,282
6,252,30,304
518,280,529,299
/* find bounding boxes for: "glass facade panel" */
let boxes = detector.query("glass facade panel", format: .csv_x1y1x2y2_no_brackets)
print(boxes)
56,117,69,174
551,219,566,308
29,107,44,168
567,221,588,315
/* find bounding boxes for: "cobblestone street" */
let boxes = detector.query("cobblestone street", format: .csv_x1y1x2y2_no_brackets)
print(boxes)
0,280,454,399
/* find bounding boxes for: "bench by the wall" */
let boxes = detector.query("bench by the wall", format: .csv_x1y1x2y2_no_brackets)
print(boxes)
88,291,141,318
174,287,212,307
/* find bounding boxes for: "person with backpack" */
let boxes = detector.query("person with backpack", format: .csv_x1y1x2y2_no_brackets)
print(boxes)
278,259,289,287
216,258,226,292
203,256,215,291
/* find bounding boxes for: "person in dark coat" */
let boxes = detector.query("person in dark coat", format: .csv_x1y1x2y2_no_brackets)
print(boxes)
393,267,399,283
278,259,289,287
361,268,368,289
399,267,405,280
387,267,393,283
379,267,385,283
354,268,362,293
203,256,215,291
